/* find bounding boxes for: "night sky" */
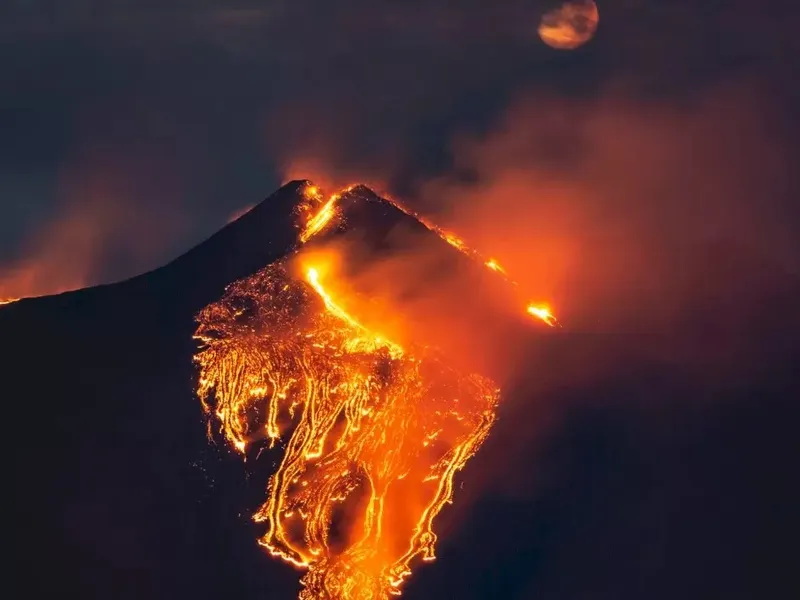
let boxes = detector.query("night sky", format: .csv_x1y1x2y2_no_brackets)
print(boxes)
3,0,799,309
2,2,800,599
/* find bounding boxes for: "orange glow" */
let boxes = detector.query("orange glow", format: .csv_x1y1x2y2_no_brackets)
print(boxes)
297,183,356,244
299,194,339,243
443,232,468,252
526,303,559,328
194,181,557,599
538,0,599,50
485,258,507,274
195,259,498,598
0,259,87,305
304,264,404,359
296,183,559,328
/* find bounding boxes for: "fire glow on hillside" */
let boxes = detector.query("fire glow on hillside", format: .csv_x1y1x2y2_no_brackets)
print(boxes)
295,184,559,330
194,182,556,599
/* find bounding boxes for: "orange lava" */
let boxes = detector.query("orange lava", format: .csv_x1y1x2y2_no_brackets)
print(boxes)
526,303,559,328
193,181,557,600
296,183,558,328
195,259,497,599
484,258,507,274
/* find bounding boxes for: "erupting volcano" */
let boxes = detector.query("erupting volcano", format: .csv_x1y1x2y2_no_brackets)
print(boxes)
193,182,556,599
3,176,798,600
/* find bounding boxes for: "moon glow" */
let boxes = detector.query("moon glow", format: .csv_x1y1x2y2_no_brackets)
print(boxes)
538,0,599,50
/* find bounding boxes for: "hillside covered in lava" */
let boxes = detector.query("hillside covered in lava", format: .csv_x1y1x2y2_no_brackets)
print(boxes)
2,181,799,600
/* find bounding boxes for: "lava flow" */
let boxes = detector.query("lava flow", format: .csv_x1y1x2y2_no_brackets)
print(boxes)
194,182,555,599
295,183,559,328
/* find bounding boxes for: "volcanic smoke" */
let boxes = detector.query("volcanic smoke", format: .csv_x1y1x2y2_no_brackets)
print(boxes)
193,182,556,599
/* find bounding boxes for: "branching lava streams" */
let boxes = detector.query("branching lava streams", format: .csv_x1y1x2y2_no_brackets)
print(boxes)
194,181,554,599
195,262,499,599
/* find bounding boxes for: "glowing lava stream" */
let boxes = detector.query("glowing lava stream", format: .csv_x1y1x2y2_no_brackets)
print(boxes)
306,266,404,359
0,298,20,307
194,181,555,600
195,260,499,599
526,303,558,327
296,182,559,328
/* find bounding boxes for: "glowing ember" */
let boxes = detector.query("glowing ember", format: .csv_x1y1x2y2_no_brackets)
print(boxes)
484,258,507,274
526,303,559,328
193,181,557,600
300,194,340,243
443,232,468,252
297,184,356,244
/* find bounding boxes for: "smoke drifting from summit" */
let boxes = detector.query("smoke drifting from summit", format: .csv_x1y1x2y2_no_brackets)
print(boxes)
419,80,799,331
275,78,798,339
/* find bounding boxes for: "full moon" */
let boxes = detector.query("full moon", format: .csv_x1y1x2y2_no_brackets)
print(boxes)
538,0,599,50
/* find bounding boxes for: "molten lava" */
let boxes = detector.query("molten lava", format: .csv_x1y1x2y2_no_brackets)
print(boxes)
297,184,356,244
0,298,20,307
526,303,559,328
296,183,559,328
193,182,556,599
195,260,498,599
485,258,507,274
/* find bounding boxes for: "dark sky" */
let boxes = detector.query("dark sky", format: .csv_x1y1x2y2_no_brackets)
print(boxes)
1,0,799,315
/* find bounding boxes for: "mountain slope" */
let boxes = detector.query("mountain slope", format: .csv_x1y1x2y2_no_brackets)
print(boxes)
2,181,798,600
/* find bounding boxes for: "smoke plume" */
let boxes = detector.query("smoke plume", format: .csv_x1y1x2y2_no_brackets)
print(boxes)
419,79,799,331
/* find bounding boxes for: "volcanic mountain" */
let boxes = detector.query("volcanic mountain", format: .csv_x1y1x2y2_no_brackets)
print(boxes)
3,181,799,600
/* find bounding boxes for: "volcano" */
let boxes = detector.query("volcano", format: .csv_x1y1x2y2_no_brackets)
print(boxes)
3,181,799,600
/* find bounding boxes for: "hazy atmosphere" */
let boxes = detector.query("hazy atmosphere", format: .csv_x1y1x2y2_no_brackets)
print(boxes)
3,0,798,310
